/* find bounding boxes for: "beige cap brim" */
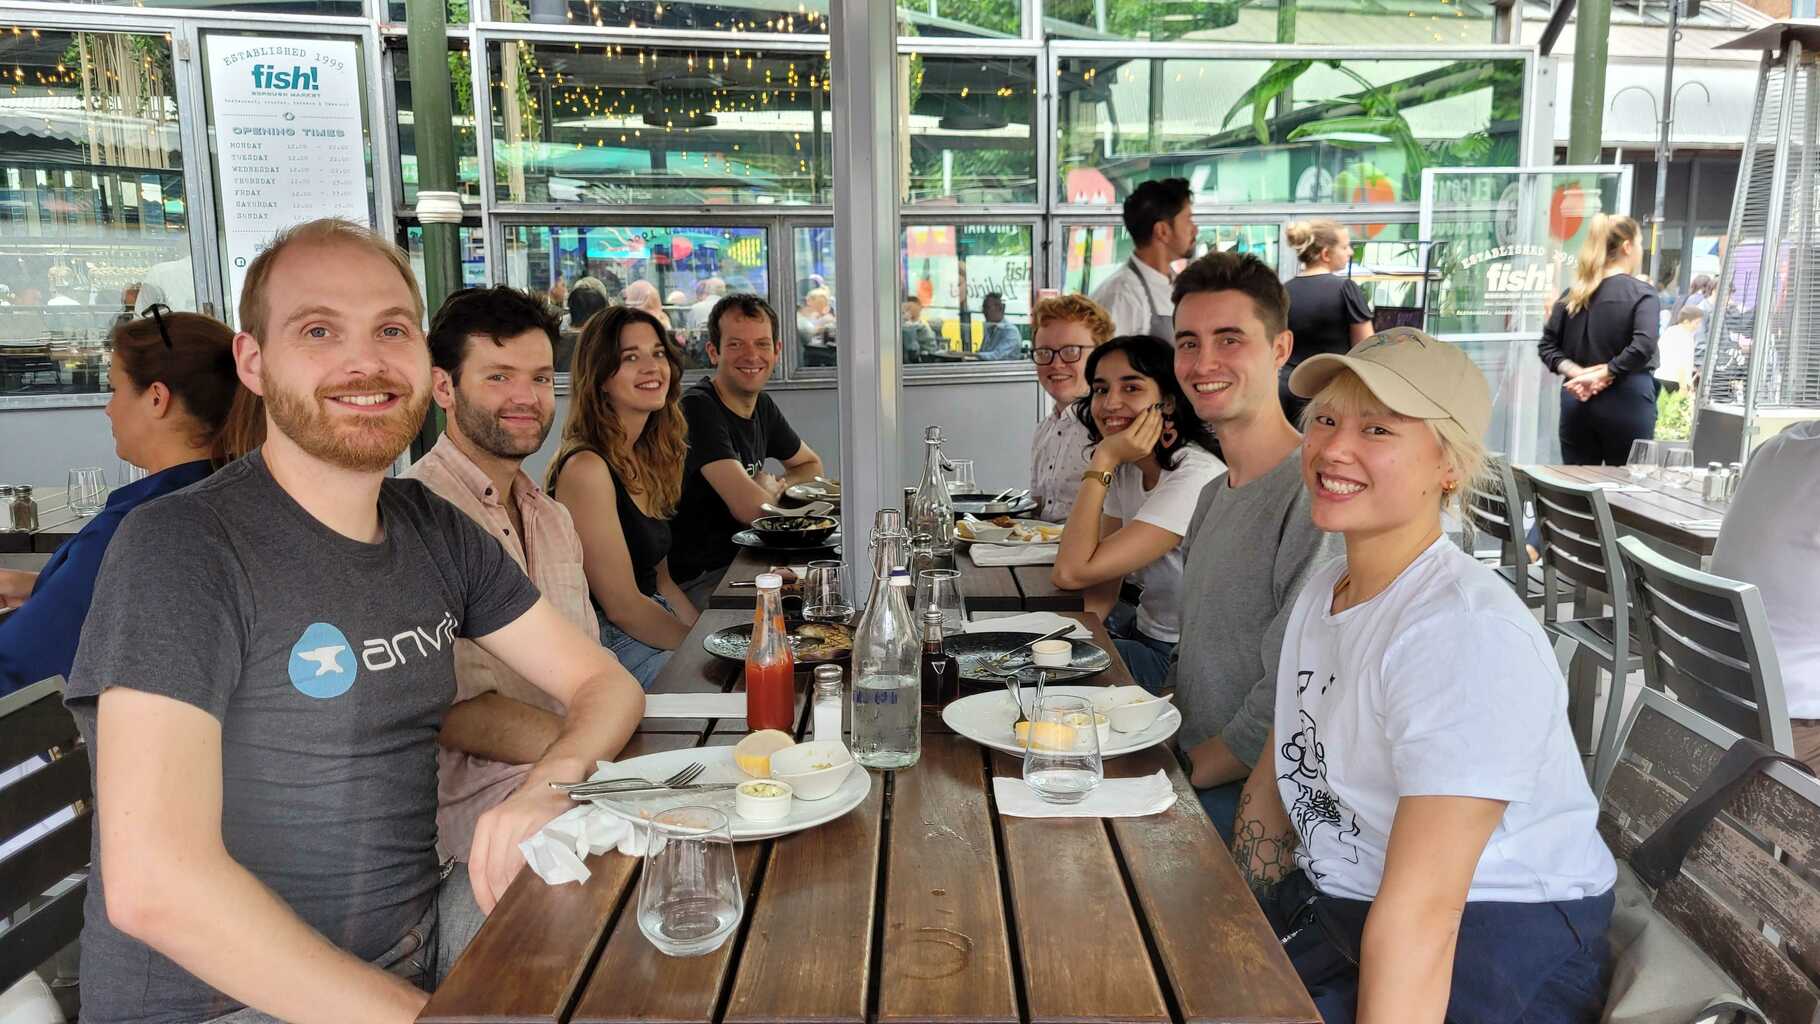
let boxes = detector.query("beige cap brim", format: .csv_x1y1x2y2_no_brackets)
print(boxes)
1288,353,1453,422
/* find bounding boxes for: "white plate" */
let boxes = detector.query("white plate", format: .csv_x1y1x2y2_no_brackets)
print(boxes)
955,517,1063,546
785,482,839,502
941,685,1181,759
583,745,871,841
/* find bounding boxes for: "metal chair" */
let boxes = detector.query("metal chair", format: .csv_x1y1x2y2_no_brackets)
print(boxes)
0,677,89,1000
1462,455,1543,609
1522,469,1645,789
1615,535,1794,781
1597,690,1820,1024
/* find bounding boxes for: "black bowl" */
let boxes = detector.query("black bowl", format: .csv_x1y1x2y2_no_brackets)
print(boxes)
750,514,838,547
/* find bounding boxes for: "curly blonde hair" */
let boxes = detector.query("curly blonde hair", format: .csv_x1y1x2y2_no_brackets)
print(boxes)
550,306,688,515
1031,294,1115,345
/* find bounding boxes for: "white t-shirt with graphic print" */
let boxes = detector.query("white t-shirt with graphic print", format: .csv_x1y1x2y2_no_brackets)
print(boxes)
1272,537,1616,903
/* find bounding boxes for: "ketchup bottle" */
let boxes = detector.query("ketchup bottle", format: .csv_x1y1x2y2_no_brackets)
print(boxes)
745,573,797,733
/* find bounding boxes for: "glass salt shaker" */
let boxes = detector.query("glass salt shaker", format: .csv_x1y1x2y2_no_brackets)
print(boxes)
812,664,845,744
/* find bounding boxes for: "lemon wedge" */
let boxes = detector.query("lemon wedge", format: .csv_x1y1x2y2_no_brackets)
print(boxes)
733,729,796,778
1013,720,1078,751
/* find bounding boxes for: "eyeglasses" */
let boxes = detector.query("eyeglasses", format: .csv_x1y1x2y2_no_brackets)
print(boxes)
141,303,174,350
1031,345,1086,366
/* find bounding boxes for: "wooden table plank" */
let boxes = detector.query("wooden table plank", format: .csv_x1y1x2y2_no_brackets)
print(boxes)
1010,564,1084,612
1522,464,1723,556
877,733,1019,1024
988,749,1171,1024
640,610,748,735
420,732,701,1024
1105,749,1322,1024
568,842,767,1024
721,773,885,1024
956,553,1023,612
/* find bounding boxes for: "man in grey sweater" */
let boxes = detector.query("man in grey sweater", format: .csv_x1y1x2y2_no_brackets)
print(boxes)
1167,251,1339,840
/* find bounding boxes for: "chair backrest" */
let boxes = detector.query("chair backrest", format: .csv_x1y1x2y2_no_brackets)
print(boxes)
1617,535,1795,758
0,677,91,993
1599,690,1820,1024
1463,455,1529,571
1521,469,1627,616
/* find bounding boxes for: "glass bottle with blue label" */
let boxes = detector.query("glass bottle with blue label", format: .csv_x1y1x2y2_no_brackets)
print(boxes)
850,570,920,769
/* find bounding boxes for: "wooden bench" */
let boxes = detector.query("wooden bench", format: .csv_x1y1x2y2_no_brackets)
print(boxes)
1598,690,1820,1023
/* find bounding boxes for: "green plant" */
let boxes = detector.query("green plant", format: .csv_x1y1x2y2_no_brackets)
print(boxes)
1656,386,1691,441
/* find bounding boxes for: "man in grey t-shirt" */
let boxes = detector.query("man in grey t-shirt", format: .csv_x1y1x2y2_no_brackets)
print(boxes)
1167,252,1339,840
66,219,645,1024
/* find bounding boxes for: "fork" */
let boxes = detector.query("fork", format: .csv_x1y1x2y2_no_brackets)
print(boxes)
550,762,704,795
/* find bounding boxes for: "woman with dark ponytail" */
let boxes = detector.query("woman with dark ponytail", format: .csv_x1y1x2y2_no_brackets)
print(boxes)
0,309,256,693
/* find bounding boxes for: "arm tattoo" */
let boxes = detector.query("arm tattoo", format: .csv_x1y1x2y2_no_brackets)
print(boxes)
1231,790,1299,898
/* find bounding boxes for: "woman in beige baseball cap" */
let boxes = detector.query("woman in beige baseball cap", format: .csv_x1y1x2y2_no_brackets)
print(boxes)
1228,327,1616,1023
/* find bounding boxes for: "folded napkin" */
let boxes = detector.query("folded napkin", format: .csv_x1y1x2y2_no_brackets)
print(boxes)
992,770,1176,819
1585,481,1651,493
519,800,642,887
642,692,749,719
968,543,1059,566
963,611,1090,639
1674,518,1725,530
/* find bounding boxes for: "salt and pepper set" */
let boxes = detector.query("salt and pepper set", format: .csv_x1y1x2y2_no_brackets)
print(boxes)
1,485,38,533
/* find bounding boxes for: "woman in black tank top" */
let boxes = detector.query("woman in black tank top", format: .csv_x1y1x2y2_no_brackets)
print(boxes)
547,306,695,689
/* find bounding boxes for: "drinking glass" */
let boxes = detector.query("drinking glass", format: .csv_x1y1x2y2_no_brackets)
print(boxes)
915,568,966,636
637,806,742,958
67,468,108,516
1660,448,1695,488
803,559,854,624
1022,694,1102,804
946,458,977,495
1625,440,1661,483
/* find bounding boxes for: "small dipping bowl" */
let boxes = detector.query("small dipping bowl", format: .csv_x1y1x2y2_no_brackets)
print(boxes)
1030,639,1072,668
770,741,855,800
734,779,795,821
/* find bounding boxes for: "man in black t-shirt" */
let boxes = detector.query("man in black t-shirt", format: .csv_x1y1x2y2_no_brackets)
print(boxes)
670,294,824,602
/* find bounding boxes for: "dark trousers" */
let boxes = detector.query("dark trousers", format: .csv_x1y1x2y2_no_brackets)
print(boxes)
1558,371,1658,467
1265,870,1613,1024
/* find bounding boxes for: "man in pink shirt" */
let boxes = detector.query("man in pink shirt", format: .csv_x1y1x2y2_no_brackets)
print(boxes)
405,286,604,862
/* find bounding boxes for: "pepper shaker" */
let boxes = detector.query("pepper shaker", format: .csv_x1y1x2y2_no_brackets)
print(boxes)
8,485,39,533
1702,462,1726,502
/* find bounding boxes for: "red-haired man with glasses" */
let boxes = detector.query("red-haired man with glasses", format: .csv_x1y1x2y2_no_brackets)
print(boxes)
1028,294,1115,521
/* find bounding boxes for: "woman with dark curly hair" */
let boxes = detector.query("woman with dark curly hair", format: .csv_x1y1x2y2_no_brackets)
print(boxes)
1051,333,1224,690
547,305,696,688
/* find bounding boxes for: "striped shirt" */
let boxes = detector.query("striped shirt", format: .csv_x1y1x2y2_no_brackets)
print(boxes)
1030,403,1095,523
406,434,596,862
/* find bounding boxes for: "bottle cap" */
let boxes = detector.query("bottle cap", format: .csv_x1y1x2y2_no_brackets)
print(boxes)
922,608,945,623
812,664,843,685
889,573,911,587
754,573,784,590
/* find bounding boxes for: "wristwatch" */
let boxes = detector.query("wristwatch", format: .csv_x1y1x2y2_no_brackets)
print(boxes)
1080,468,1114,489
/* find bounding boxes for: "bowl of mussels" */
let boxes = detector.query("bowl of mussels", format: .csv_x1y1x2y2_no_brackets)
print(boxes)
749,514,839,548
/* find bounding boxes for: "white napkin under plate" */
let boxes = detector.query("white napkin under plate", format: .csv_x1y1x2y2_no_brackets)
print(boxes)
642,692,749,719
968,543,1059,566
992,770,1177,819
963,611,1091,640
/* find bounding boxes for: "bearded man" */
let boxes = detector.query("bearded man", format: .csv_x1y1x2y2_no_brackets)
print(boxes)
64,220,644,1024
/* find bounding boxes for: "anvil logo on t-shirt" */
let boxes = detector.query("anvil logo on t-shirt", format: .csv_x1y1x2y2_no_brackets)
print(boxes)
285,611,459,699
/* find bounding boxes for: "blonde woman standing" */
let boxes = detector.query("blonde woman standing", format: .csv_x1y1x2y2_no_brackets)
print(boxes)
1538,214,1661,465
1280,220,1373,423
547,305,698,688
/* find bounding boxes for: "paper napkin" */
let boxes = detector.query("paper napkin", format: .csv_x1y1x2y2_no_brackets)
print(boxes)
992,770,1177,819
968,543,1060,566
963,612,1091,640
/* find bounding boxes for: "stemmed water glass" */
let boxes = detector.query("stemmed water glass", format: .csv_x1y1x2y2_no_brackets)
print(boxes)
1021,694,1103,805
1660,448,1696,489
915,568,966,636
637,806,743,958
802,560,854,624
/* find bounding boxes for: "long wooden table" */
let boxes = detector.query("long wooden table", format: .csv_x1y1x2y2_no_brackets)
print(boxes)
422,597,1315,1024
709,546,1085,614
1520,464,1728,558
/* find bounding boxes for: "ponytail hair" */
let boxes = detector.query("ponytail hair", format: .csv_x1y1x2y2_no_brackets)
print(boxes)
109,310,260,463
1285,219,1346,267
1565,214,1641,315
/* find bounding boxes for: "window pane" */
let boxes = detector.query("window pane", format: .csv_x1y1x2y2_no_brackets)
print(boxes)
501,224,770,375
1334,221,1425,314
793,225,837,369
57,0,363,12
403,225,490,298
498,1,828,33
1,28,190,399
1061,223,1278,294
902,223,1033,365
899,0,1021,39
388,0,467,22
904,54,1038,205
396,46,483,206
489,41,831,205
1057,55,1525,209
1044,0,1494,45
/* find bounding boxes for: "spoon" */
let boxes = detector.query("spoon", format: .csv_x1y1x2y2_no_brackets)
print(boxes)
760,501,834,518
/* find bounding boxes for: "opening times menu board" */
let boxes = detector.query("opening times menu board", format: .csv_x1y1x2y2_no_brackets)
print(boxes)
206,35,370,319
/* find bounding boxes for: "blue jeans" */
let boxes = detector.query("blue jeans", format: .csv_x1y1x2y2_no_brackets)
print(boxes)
1105,602,1175,695
1196,780,1244,844
597,595,674,690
